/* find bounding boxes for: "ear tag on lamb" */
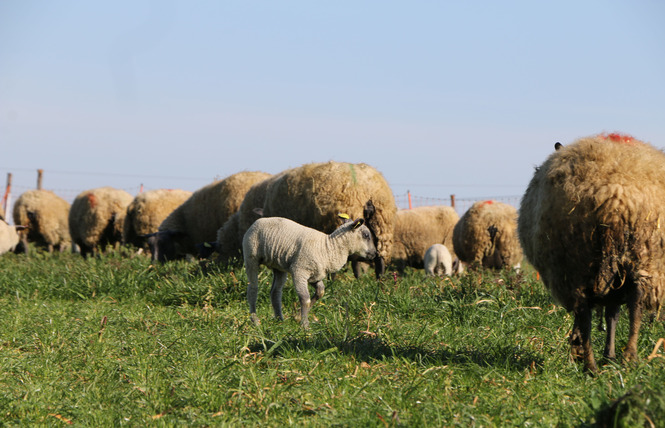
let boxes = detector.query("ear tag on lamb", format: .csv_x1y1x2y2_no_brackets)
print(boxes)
204,242,213,248
352,219,364,229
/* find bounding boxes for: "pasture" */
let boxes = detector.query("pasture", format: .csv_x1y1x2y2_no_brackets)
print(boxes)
1,250,664,426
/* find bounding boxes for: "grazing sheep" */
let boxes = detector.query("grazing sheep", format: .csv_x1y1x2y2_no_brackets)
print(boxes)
243,216,377,328
212,174,276,264
68,187,134,257
519,133,665,373
423,243,456,277
12,189,71,253
0,220,26,255
148,171,271,262
391,205,460,272
122,188,192,252
453,200,522,270
260,161,396,278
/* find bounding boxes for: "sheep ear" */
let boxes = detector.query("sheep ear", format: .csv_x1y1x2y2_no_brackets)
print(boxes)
554,142,563,151
352,219,365,229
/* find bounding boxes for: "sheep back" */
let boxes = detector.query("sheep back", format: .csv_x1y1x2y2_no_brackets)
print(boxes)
123,188,192,248
519,134,665,312
453,200,522,269
159,171,271,255
262,161,397,263
68,186,133,254
12,189,71,251
0,220,20,255
391,205,459,269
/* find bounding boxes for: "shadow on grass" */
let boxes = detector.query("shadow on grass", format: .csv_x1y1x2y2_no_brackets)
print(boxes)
248,332,543,372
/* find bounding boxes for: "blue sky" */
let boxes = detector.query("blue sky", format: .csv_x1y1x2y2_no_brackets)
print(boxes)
2,1,664,211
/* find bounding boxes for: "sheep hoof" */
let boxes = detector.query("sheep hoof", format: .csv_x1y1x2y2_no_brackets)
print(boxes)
250,314,261,325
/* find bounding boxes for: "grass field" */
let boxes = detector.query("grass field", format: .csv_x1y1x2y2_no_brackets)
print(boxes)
1,249,664,426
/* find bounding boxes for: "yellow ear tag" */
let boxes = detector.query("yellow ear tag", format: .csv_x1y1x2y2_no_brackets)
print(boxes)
338,213,350,220
204,242,213,248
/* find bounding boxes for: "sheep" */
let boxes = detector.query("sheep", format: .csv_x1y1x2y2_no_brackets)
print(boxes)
12,189,71,253
0,220,26,255
148,171,271,262
211,174,276,265
68,186,134,257
518,133,665,373
259,161,396,278
424,243,459,277
453,200,522,270
391,205,460,272
122,188,192,253
243,216,377,328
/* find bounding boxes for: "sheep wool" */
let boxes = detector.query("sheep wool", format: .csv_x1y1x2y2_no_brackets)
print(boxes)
519,133,665,372
261,161,397,276
216,173,275,264
0,220,21,255
68,186,134,257
12,189,71,253
391,205,459,270
156,170,271,260
123,188,192,249
453,200,522,269
243,216,377,329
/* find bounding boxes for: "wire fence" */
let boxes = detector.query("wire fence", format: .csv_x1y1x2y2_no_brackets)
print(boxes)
394,192,522,216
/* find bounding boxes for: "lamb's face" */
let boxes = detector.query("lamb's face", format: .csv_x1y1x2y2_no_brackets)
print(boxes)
354,224,377,260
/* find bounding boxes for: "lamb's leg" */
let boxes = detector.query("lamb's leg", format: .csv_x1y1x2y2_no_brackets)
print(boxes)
624,285,644,363
293,274,312,329
571,304,597,373
245,260,261,325
270,270,288,321
603,304,620,360
351,260,362,279
309,280,325,307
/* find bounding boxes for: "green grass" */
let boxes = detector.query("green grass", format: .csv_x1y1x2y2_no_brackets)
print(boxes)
1,250,664,426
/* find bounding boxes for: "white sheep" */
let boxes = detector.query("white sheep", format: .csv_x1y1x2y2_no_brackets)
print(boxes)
0,220,26,255
423,243,456,277
243,216,377,329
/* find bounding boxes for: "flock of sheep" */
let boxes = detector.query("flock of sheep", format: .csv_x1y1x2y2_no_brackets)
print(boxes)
1,132,664,373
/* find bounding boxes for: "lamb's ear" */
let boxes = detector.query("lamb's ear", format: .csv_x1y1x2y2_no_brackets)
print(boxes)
554,142,563,151
351,219,365,229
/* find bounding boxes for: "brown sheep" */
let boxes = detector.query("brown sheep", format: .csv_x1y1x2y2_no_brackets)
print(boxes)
518,133,665,373
122,188,192,252
68,187,134,257
12,189,71,253
453,200,522,269
391,205,460,272
149,171,271,262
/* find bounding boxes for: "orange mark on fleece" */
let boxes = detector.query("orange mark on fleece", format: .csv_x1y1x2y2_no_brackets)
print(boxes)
481,200,494,206
87,193,97,209
600,133,634,145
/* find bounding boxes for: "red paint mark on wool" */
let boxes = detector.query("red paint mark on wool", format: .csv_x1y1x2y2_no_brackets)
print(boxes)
481,200,494,206
87,193,97,208
600,133,634,145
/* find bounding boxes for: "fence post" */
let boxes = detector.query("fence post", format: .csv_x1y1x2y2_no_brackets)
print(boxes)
37,169,44,190
450,194,455,209
2,173,12,216
407,190,412,209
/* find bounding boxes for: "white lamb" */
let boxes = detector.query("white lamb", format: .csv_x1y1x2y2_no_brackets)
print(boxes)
243,216,377,328
424,243,452,276
0,220,27,255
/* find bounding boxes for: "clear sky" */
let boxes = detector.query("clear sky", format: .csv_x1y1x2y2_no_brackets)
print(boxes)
2,1,664,211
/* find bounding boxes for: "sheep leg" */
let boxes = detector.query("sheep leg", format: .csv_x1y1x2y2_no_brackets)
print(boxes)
624,286,644,363
270,270,288,321
293,274,312,329
245,260,261,325
309,280,325,307
571,304,598,373
602,304,620,360
374,256,386,279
